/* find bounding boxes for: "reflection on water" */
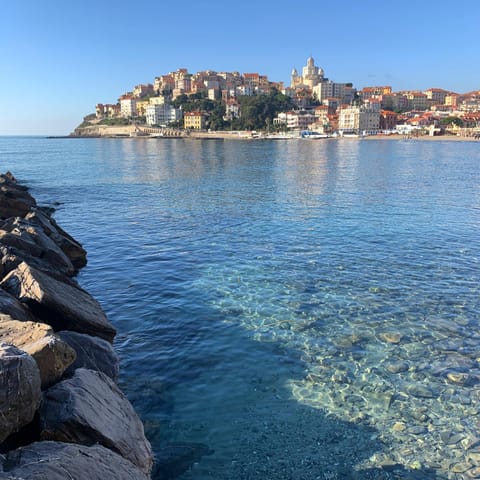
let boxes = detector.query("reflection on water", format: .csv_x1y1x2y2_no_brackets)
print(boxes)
1,137,480,479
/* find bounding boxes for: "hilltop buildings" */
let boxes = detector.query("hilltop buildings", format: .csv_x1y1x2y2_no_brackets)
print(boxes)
91,57,480,137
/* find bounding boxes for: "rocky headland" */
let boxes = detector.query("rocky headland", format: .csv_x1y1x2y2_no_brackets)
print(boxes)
0,172,154,479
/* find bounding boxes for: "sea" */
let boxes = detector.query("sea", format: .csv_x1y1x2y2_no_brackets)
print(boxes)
1,136,480,479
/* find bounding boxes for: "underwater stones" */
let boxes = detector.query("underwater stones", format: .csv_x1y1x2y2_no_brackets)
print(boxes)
440,431,465,445
364,390,395,411
446,371,476,386
406,383,436,399
385,361,409,374
407,425,428,435
392,422,406,432
466,466,480,478
154,443,214,480
378,332,402,344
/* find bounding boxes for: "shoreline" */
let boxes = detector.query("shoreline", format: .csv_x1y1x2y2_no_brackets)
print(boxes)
61,132,480,142
0,172,154,479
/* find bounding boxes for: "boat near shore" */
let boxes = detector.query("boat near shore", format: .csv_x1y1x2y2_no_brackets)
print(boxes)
300,130,331,139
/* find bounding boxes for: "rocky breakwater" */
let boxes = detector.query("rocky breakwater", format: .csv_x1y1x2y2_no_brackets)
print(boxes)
0,172,153,479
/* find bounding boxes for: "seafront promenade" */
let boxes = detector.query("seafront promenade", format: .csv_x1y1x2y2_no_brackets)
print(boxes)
71,124,480,141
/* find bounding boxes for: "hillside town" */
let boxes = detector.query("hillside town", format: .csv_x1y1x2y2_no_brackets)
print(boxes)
78,57,480,138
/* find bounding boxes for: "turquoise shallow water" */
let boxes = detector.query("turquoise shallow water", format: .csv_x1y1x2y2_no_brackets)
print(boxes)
1,137,480,479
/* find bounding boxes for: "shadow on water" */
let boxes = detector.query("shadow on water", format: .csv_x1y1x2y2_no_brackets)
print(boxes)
119,310,441,480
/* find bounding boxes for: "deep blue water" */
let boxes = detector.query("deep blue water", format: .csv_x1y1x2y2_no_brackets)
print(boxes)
1,136,480,479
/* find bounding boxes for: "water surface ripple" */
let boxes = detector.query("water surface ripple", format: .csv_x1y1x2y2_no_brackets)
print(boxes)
1,137,480,479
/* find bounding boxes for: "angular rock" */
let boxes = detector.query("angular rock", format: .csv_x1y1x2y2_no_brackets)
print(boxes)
0,262,116,342
57,330,119,381
25,210,87,269
0,288,35,322
0,178,36,220
0,343,41,444
0,316,76,389
2,441,149,480
0,246,80,289
40,368,153,474
0,218,75,276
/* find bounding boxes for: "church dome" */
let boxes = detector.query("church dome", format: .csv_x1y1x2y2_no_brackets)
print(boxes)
291,68,298,76
307,56,314,67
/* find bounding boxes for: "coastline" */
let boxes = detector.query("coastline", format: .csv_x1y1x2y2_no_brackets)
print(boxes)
0,172,154,479
67,125,480,142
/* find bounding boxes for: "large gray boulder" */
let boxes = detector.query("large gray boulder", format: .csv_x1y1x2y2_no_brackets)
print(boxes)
0,343,41,444
57,330,119,381
39,368,153,475
0,219,75,276
0,288,36,322
0,315,76,389
25,209,87,269
0,262,116,342
1,441,150,480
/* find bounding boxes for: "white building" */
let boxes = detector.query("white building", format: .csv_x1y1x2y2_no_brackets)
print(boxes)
235,85,254,96
338,105,380,134
274,111,316,130
120,98,137,118
145,104,182,126
312,81,356,104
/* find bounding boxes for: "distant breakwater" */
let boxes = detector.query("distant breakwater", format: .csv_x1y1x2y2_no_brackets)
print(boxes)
0,172,154,479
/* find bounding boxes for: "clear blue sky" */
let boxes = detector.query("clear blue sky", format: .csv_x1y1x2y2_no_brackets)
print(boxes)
1,0,479,135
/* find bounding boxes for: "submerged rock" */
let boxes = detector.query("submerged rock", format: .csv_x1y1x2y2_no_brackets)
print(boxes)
57,330,119,381
154,442,214,480
0,343,41,444
406,383,436,399
378,332,402,344
39,368,153,474
1,441,149,480
0,262,116,342
0,316,76,388
385,361,409,374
